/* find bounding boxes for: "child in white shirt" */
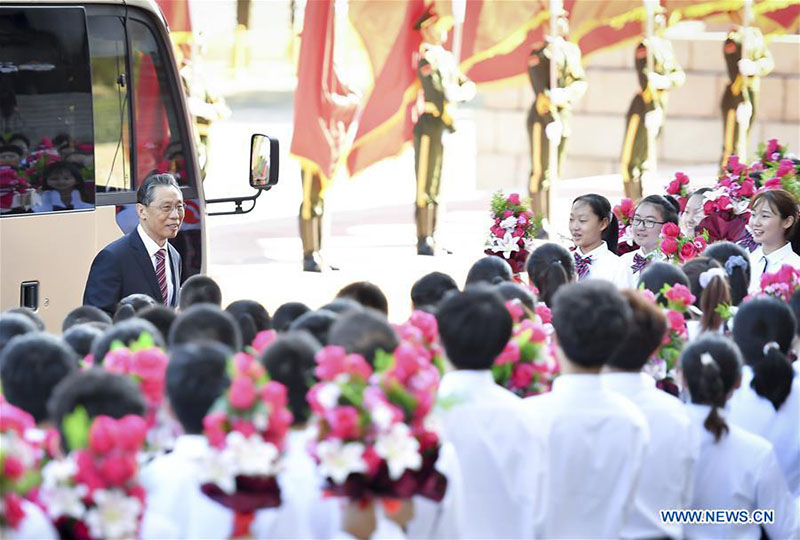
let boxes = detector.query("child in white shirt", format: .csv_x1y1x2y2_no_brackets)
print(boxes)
569,194,623,286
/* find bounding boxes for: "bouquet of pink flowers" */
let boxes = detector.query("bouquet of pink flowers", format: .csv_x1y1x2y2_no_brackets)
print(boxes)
697,155,757,244
199,351,293,529
759,264,800,303
485,192,541,274
645,285,695,391
659,222,708,264
665,172,691,212
760,158,800,200
307,344,447,504
613,198,639,255
757,138,788,166
492,310,559,398
1,403,44,533
0,168,32,213
393,310,446,374
39,409,148,540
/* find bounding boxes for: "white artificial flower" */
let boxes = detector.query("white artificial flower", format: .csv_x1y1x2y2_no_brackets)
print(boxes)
422,413,443,437
39,477,88,520
619,225,636,247
316,382,342,410
731,198,750,215
41,457,78,490
252,411,269,432
498,232,521,259
0,432,36,468
316,440,368,484
499,215,519,230
200,447,237,494
370,403,394,431
85,489,142,540
374,423,422,480
225,431,279,477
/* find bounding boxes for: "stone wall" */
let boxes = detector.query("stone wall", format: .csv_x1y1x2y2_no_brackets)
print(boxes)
474,33,800,191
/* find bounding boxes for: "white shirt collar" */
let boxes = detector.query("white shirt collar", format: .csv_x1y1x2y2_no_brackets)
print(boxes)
601,371,655,393
550,373,603,394
137,223,168,257
576,242,609,259
440,369,496,388
761,242,794,265
170,434,208,458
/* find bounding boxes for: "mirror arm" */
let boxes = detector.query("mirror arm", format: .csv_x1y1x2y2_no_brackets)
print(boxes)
205,189,263,216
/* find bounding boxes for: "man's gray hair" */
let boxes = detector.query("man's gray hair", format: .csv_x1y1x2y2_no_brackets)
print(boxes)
136,173,181,206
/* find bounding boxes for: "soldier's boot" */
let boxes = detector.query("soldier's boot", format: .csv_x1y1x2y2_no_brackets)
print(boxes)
300,217,322,272
531,189,550,239
416,206,435,256
314,215,338,271
623,179,643,201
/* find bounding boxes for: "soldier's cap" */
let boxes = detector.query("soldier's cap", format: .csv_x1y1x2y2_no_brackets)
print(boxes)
413,4,454,32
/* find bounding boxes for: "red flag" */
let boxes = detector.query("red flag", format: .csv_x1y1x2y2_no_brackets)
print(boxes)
666,0,800,34
344,0,426,178
290,1,358,182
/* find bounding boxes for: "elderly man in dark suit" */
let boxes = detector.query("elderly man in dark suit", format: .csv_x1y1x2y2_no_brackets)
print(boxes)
83,174,184,313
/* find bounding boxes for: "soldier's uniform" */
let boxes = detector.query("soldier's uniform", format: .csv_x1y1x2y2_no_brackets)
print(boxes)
620,36,685,201
720,26,773,169
299,166,327,271
413,12,473,255
527,37,586,220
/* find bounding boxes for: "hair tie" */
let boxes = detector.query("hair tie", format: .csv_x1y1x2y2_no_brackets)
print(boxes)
700,352,717,367
763,341,780,356
724,255,748,275
550,260,562,267
699,267,728,289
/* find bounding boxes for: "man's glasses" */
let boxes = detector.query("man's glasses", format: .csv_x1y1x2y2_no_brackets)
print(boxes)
631,217,665,229
150,203,186,215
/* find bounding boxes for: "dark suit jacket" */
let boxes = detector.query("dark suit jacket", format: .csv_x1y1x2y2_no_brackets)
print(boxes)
83,230,182,314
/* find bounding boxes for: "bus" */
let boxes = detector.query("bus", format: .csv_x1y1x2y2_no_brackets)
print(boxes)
0,0,277,331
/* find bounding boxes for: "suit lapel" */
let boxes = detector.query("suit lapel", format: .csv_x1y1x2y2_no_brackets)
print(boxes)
128,231,165,303
168,244,181,308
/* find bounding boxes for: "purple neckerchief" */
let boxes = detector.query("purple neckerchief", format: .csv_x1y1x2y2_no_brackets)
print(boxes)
574,252,592,280
631,252,651,273
737,229,758,253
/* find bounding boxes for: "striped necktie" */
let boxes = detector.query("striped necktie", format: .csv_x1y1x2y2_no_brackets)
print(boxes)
155,249,168,305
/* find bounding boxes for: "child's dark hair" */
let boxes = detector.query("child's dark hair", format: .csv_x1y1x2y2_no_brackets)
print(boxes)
63,323,105,359
680,334,742,442
732,297,796,410
495,282,536,312
259,332,320,425
572,194,619,254
551,281,631,368
681,257,732,333
337,281,389,316
136,306,177,347
42,161,86,195
179,275,222,310
169,304,242,352
526,243,575,306
703,241,751,305
0,313,37,356
327,309,399,366
465,256,513,287
166,342,231,434
637,194,680,225
62,305,112,332
411,271,459,311
272,302,311,333
436,285,512,370
606,290,667,371
288,309,338,346
92,318,166,364
638,262,690,307
225,300,270,348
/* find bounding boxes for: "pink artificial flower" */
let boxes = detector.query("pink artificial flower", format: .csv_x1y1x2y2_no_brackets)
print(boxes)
264,408,293,448
703,200,717,214
718,176,733,188
776,159,794,178
344,353,373,380
523,210,535,220
495,341,521,366
716,195,732,210
74,450,106,492
507,193,521,205
3,493,25,530
661,222,681,239
315,346,347,381
766,138,780,156
251,330,278,354
229,375,257,410
739,179,755,197
517,215,529,227
2,455,24,480
98,452,137,486
324,405,361,440
505,300,525,323
88,416,119,454
511,363,535,389
231,418,257,438
130,348,168,381
527,323,548,343
676,172,689,185
203,412,228,448
693,236,707,252
0,403,35,436
679,242,697,262
666,310,685,333
661,237,679,256
261,381,289,410
764,177,783,189
666,179,681,195
103,347,133,373
535,304,552,324
665,284,696,307
408,310,438,344
306,385,326,416
639,289,657,303
393,342,422,381
362,445,382,477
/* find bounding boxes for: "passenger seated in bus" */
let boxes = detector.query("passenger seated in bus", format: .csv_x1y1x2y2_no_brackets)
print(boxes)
33,161,93,212
8,133,30,156
0,144,23,167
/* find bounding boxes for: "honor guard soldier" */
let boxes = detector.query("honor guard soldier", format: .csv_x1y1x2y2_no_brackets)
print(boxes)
413,4,475,255
720,0,773,169
527,0,587,229
620,1,685,201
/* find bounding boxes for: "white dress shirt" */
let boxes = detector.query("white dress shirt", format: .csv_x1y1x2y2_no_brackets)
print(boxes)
524,373,650,539
437,369,544,538
602,372,698,539
137,224,174,305
141,434,312,539
748,242,800,293
32,189,93,212
616,249,663,290
574,242,624,287
684,404,798,539
405,441,464,539
727,365,800,498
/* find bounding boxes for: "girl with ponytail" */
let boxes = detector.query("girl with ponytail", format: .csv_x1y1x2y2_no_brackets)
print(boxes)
680,335,797,539
729,297,800,499
568,194,622,284
682,257,732,338
703,241,751,306
526,243,574,306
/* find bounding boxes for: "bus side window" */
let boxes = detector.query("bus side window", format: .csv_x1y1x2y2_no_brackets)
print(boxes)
129,20,193,188
87,15,133,194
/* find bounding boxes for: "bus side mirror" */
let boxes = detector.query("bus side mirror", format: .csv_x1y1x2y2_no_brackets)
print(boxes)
249,134,279,190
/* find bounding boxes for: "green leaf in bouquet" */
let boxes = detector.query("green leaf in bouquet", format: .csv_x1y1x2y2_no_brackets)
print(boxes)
436,394,464,411
109,339,127,352
13,470,42,495
491,362,512,385
386,380,418,419
62,406,90,451
373,349,394,373
490,191,506,216
339,380,366,407
132,332,155,352
518,340,539,364
715,303,733,321
432,354,447,376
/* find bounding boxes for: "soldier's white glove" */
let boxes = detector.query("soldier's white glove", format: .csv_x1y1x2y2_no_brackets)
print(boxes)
736,102,753,125
644,108,664,132
545,120,563,142
738,58,757,76
457,80,477,102
548,88,568,107
647,72,671,90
